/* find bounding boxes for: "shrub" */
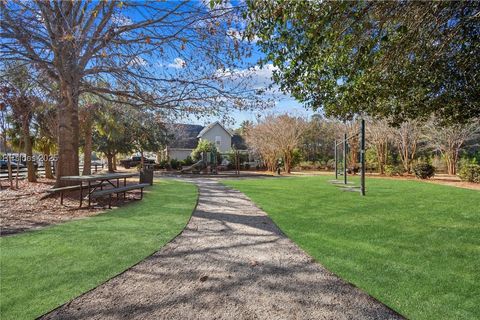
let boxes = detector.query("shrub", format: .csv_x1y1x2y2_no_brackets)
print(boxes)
413,163,435,179
291,149,303,168
458,164,480,183
191,139,217,160
156,160,168,169
297,161,316,170
347,165,360,175
384,165,405,176
182,156,194,166
169,158,181,170
325,159,335,170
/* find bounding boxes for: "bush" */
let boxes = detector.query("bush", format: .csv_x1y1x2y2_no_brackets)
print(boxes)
182,156,194,166
170,158,181,170
156,160,168,169
384,165,405,176
291,149,303,168
325,159,335,170
347,165,360,175
191,139,217,160
413,163,435,179
297,161,316,170
458,164,480,183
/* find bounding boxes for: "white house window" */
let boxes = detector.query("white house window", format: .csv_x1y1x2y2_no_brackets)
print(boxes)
215,136,221,146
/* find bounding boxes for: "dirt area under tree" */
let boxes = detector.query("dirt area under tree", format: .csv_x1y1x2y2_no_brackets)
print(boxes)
0,178,143,236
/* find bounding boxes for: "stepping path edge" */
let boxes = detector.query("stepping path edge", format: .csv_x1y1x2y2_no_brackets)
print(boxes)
40,178,405,320
36,183,201,320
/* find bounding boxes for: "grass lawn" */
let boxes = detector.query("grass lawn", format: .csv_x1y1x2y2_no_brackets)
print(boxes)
0,179,197,320
223,176,480,320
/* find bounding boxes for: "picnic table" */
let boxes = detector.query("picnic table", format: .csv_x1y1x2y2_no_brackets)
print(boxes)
60,172,138,208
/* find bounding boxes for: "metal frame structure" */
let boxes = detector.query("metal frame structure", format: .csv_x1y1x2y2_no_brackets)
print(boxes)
334,119,366,196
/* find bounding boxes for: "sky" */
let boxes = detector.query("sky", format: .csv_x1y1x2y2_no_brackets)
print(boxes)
103,1,315,128
98,0,316,128
174,1,315,127
189,62,315,127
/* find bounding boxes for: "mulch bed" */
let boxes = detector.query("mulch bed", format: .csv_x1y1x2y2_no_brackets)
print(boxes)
0,178,143,237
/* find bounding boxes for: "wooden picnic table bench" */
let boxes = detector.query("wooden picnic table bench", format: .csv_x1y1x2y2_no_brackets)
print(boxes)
46,181,109,205
91,183,150,208
58,173,140,208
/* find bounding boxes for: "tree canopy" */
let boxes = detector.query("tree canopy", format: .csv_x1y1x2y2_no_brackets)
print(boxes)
246,1,480,124
1,0,269,185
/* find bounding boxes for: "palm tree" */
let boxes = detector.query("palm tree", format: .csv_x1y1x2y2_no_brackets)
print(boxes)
34,104,57,179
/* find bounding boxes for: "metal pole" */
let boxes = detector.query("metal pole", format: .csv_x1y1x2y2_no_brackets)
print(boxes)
343,133,347,185
360,119,366,196
334,140,337,180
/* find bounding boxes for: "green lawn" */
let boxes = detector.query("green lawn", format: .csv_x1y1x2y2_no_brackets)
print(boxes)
223,176,480,320
0,179,197,320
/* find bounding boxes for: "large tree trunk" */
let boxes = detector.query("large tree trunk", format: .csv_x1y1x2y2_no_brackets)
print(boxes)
22,118,36,182
113,154,117,171
107,153,115,173
55,80,80,187
82,118,92,175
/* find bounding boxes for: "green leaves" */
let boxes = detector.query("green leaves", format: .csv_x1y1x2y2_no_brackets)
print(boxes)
246,1,480,125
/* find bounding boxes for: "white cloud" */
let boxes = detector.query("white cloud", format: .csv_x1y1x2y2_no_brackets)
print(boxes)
216,64,278,87
200,0,232,11
226,27,259,43
214,63,287,99
168,57,186,69
127,56,147,67
226,28,243,41
111,14,133,27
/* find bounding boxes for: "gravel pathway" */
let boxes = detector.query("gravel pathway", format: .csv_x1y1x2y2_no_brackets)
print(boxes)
42,178,402,320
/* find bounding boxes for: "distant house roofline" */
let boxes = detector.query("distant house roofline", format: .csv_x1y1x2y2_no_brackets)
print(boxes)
197,121,233,138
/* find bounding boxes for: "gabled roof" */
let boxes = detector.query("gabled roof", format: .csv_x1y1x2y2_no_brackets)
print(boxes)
166,123,203,149
197,121,233,138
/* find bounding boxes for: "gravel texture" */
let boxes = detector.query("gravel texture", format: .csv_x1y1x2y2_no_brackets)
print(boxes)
42,178,403,320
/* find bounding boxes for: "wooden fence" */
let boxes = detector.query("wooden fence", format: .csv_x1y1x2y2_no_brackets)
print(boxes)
0,164,104,180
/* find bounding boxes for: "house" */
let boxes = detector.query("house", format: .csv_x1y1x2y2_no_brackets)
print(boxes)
163,121,245,160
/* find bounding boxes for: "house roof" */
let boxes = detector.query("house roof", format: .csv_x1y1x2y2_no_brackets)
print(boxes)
197,121,233,138
166,123,203,149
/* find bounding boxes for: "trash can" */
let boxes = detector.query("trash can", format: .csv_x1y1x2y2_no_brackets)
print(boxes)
140,165,154,185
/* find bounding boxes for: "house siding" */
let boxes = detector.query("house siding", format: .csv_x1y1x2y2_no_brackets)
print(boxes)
167,148,193,160
199,124,232,153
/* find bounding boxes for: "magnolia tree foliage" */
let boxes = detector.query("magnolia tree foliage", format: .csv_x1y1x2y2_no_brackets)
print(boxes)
1,0,270,185
246,1,480,124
